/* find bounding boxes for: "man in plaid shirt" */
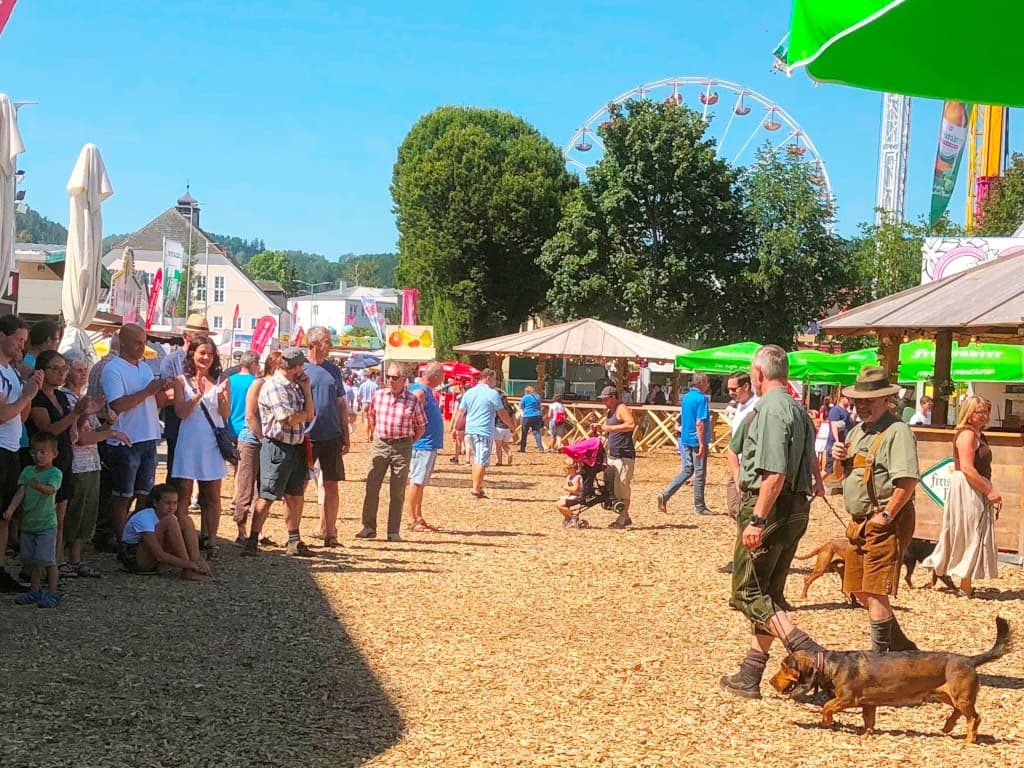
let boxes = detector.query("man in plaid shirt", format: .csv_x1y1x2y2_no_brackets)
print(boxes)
245,348,315,557
356,362,426,541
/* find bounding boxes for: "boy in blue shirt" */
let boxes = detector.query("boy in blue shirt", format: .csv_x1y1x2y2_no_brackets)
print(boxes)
657,374,714,516
4,432,63,607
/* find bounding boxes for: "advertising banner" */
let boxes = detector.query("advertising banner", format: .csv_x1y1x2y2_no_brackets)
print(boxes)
251,315,277,354
929,101,971,227
162,238,184,321
898,339,1024,382
384,324,435,362
361,295,384,344
0,0,19,37
401,288,419,325
145,268,163,330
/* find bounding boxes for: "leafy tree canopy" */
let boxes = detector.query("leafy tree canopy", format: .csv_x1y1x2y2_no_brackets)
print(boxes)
538,99,744,341
392,106,572,354
244,250,299,295
16,207,67,244
976,152,1024,235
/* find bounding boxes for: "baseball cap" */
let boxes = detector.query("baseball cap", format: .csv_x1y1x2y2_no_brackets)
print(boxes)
281,347,307,368
599,386,619,399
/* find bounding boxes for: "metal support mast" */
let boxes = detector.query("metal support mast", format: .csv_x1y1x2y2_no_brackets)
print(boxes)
875,93,912,224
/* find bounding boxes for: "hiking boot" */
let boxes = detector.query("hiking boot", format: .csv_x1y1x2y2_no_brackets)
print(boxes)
286,540,314,557
719,672,762,700
0,570,29,593
656,494,667,514
386,533,402,543
608,514,632,529
354,527,377,539
240,539,259,557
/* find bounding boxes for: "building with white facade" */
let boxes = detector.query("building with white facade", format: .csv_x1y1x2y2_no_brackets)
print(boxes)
102,191,292,349
290,284,400,335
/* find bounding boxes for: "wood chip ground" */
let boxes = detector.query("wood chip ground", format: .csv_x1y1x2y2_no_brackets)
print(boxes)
2,439,1022,767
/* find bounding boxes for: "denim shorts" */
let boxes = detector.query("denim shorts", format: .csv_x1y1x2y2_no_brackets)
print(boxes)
408,449,438,486
465,434,493,468
259,439,307,501
21,528,57,567
101,440,158,498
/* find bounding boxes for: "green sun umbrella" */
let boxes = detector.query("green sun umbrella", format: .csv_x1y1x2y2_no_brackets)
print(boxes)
675,341,761,375
789,348,879,385
787,1,1024,106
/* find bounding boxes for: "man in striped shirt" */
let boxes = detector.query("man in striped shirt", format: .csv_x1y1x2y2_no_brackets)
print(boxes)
245,348,315,557
356,362,425,542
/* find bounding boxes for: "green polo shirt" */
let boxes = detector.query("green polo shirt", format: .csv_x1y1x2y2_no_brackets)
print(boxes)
17,466,63,533
730,386,814,494
842,413,919,519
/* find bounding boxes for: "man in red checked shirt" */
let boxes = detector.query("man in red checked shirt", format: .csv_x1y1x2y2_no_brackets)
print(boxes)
356,362,425,542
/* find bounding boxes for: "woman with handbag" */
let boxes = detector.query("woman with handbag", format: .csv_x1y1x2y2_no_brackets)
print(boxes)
170,336,231,560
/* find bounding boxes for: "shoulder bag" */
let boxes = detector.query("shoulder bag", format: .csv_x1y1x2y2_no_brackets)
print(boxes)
198,397,239,466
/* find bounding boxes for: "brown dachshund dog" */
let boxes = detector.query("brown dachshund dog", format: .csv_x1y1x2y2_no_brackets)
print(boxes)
770,616,1011,743
793,538,854,602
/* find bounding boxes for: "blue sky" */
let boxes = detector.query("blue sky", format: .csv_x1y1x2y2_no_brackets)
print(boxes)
1,1,1017,256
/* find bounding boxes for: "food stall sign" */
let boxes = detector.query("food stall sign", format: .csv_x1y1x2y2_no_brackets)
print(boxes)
920,457,955,509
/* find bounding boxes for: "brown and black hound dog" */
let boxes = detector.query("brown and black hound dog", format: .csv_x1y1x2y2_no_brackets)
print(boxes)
770,616,1011,743
793,538,852,602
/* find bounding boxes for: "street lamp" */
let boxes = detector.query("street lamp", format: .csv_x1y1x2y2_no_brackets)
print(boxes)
293,280,333,331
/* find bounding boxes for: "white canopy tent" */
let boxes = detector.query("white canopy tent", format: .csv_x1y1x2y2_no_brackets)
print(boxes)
0,94,25,303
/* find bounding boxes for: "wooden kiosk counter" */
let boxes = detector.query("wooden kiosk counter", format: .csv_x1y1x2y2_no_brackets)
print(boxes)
912,426,1024,559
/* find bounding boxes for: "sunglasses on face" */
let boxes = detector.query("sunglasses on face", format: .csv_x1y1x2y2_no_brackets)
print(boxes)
386,374,404,381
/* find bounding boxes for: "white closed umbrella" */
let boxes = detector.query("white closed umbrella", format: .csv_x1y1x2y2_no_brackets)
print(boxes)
59,143,113,364
0,94,25,299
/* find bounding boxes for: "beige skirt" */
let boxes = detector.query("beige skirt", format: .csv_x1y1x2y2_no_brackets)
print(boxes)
921,471,999,581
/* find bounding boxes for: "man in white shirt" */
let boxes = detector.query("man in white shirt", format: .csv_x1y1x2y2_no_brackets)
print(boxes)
101,324,172,537
725,371,759,519
907,396,933,426
0,315,43,591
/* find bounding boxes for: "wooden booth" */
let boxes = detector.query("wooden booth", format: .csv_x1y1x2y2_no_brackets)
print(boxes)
822,252,1024,560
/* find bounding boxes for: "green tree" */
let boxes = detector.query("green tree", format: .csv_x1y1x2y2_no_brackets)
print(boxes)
976,152,1024,235
392,106,572,354
244,250,298,294
718,148,852,348
852,215,930,303
15,206,68,244
538,98,743,341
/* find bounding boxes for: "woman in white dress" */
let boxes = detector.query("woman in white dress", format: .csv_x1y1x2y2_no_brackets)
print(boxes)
171,336,230,559
922,396,1001,597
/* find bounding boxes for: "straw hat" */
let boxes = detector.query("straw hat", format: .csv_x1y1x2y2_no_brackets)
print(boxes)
183,313,209,333
841,366,900,399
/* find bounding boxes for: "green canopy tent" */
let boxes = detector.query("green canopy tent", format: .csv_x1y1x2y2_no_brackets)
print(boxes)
789,348,879,385
675,341,761,375
787,1,1024,106
898,339,1024,382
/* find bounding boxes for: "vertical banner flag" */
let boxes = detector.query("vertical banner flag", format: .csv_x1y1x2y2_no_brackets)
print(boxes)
0,0,19,37
230,303,240,348
361,295,384,344
929,101,971,227
145,268,163,330
162,238,185,321
251,315,277,354
293,327,306,347
401,288,419,325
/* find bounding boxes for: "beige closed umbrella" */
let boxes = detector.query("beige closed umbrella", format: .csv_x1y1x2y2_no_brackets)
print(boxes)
0,94,25,296
59,143,113,364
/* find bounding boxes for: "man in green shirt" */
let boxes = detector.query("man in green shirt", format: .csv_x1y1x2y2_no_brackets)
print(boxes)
832,366,920,653
720,345,826,700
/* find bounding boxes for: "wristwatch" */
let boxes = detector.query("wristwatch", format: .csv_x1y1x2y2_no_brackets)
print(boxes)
748,514,766,528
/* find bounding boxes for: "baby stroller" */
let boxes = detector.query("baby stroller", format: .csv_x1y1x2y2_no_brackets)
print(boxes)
560,437,626,528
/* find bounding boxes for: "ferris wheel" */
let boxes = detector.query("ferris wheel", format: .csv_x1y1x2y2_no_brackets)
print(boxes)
563,76,833,200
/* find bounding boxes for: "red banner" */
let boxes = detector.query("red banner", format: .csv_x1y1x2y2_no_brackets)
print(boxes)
231,303,240,329
145,269,163,330
0,0,19,37
251,315,277,354
401,288,419,325
293,326,306,347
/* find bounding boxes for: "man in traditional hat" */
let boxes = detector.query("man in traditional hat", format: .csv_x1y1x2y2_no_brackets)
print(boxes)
720,345,825,699
160,313,208,483
832,366,920,653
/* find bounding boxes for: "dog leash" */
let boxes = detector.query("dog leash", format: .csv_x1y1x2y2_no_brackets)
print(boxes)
748,551,793,655
815,494,848,529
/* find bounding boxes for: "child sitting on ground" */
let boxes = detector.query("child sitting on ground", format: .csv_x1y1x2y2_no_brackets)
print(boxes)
3,432,63,607
119,484,212,580
555,457,584,525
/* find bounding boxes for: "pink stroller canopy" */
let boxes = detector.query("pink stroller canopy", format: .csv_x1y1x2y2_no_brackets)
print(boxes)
562,437,603,467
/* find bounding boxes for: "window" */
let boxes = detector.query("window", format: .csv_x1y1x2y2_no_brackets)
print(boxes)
234,314,243,330
194,275,206,303
250,317,258,329
214,275,225,304
212,316,223,330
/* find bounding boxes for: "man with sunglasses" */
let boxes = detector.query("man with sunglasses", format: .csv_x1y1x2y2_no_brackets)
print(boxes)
357,363,425,541
724,372,758,519
0,315,44,591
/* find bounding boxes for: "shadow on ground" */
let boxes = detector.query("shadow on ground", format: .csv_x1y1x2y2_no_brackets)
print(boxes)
0,543,403,768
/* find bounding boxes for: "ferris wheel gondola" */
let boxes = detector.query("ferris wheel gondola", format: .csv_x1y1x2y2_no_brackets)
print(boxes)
562,76,833,202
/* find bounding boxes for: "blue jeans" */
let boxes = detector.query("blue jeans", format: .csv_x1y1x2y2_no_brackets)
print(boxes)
519,416,544,450
662,445,707,511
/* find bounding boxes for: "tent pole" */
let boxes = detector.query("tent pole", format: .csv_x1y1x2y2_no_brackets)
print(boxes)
932,330,953,426
536,357,545,398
